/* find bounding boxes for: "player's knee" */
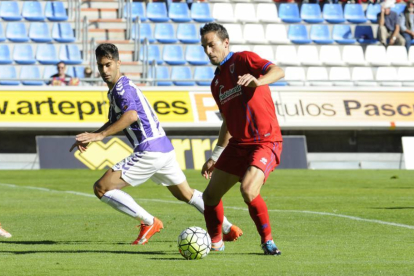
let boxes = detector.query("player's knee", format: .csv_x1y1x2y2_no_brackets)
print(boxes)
240,186,258,203
93,180,106,199
202,189,217,205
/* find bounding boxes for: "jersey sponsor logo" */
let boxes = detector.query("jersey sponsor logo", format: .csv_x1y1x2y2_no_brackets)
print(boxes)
230,63,235,74
219,85,242,104
74,137,132,170
260,157,268,165
215,79,219,86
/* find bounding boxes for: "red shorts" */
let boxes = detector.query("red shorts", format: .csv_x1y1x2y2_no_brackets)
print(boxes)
215,141,282,182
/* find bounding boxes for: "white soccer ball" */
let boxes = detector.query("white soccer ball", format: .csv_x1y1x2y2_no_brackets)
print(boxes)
177,226,211,260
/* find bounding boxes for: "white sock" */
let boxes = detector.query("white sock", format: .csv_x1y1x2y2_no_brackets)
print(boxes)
101,189,154,225
188,189,233,234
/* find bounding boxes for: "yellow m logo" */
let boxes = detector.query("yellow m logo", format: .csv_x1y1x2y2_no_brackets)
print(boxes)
74,138,133,170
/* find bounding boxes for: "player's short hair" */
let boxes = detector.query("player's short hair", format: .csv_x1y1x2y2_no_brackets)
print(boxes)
95,43,119,61
200,23,229,41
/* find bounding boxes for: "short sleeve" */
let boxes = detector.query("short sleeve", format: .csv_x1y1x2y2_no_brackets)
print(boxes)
113,85,138,113
239,51,273,77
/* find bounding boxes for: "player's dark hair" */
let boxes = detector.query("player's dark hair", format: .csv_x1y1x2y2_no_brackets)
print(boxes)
95,43,119,60
200,23,229,41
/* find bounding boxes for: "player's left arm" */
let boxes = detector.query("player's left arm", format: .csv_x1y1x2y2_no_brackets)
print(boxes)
75,110,138,144
237,64,284,88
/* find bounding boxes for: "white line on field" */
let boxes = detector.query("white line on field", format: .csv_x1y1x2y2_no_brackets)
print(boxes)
1,182,414,230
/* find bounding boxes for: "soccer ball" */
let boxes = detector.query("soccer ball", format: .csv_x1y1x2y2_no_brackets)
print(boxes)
177,226,211,260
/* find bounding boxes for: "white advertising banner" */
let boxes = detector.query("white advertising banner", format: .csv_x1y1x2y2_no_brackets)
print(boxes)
402,137,414,170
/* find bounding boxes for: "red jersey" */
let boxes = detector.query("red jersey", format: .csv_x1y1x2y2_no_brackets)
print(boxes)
211,51,283,144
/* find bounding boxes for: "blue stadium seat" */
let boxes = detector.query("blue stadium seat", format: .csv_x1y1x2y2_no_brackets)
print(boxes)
323,4,345,24
185,45,209,65
45,1,68,21
354,25,377,44
29,22,52,43
154,23,177,43
148,66,172,86
288,24,311,44
6,22,29,42
332,25,356,44
36,44,59,64
366,4,381,23
66,66,76,79
74,66,85,78
310,25,333,44
13,44,36,64
344,4,367,24
20,66,43,86
147,2,169,22
177,23,199,44
0,24,5,42
191,2,214,23
194,66,214,86
163,45,186,65
22,1,45,21
0,45,12,64
0,66,19,85
301,3,324,23
131,23,155,43
269,80,288,86
124,2,147,22
169,2,191,23
391,3,406,15
171,66,195,86
52,23,75,43
279,3,301,23
60,44,83,65
0,1,22,21
140,45,163,65
43,66,58,83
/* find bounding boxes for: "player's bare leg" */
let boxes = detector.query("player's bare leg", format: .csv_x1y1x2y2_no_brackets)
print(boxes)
241,166,281,255
203,169,239,250
94,169,163,245
168,180,243,241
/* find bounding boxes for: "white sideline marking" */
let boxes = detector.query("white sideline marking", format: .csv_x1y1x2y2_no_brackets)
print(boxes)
1,182,414,230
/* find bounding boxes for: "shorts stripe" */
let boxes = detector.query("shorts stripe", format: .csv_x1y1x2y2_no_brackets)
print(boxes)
264,142,276,175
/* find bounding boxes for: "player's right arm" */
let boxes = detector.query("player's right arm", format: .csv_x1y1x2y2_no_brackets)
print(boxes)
201,115,231,179
69,121,111,152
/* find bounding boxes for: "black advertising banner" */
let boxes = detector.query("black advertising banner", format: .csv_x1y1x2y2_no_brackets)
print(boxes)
36,136,308,170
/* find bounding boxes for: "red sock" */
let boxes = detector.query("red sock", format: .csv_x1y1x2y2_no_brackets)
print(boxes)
246,194,272,243
204,200,224,243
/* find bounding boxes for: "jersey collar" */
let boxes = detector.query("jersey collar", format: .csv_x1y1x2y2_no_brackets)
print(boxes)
215,52,234,75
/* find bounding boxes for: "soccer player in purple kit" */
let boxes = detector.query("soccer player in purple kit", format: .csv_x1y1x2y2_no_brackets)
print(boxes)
70,43,242,245
199,23,285,255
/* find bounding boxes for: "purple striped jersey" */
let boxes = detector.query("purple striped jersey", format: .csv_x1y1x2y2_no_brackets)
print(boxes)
107,76,173,153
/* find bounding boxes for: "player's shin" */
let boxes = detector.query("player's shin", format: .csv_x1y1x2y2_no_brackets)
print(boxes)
204,200,224,243
188,189,233,234
100,189,154,225
246,194,273,243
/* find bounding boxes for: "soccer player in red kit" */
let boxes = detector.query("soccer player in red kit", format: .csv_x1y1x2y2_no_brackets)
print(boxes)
200,23,285,255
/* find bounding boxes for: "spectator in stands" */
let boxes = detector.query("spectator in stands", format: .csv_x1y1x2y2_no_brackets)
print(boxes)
378,0,406,47
80,66,95,86
49,62,73,86
399,0,414,51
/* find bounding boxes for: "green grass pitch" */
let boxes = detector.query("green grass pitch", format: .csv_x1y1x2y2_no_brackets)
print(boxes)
0,169,413,275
